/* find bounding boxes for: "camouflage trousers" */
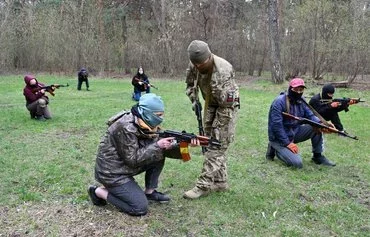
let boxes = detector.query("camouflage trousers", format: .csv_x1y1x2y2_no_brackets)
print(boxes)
196,106,238,190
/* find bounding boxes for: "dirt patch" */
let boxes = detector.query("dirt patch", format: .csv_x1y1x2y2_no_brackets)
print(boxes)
0,203,150,236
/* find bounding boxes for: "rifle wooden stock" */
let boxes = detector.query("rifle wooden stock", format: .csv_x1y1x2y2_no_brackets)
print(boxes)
282,112,358,140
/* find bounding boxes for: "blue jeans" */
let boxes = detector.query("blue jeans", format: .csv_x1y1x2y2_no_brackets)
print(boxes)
133,87,150,101
269,125,323,168
106,159,164,216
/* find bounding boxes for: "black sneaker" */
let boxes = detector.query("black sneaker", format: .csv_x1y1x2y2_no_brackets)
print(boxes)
88,185,107,206
145,190,170,203
312,155,336,167
266,143,275,161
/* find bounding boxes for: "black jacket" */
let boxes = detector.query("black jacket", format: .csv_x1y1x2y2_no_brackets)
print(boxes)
309,93,345,131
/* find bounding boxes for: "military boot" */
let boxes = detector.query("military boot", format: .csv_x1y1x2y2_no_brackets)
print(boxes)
183,187,210,199
211,182,229,192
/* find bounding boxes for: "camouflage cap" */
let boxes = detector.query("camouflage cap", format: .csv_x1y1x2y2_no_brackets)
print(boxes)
187,40,212,64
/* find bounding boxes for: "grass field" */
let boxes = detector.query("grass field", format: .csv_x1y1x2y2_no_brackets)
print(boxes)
0,74,369,237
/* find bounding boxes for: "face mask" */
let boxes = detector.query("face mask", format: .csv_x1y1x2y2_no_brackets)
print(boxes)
137,118,160,135
288,88,303,100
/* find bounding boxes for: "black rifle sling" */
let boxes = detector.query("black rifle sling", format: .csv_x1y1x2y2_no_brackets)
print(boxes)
300,99,330,126
285,93,329,126
285,93,290,114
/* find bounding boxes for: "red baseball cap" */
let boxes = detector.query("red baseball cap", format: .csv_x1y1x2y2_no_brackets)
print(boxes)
289,78,306,88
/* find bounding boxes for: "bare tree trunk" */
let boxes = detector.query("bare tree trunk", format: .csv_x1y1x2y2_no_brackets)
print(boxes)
77,0,86,68
248,37,256,76
12,0,23,69
150,0,174,75
121,14,131,74
97,0,107,72
312,8,318,79
267,0,283,83
258,34,268,77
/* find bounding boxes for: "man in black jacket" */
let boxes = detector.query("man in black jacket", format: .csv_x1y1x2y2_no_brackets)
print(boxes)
77,68,89,91
309,84,354,132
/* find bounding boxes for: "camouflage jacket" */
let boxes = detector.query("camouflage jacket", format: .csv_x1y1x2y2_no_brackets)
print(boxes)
94,111,165,187
185,54,240,109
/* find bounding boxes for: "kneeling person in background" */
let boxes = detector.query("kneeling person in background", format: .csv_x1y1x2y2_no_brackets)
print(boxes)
23,75,52,121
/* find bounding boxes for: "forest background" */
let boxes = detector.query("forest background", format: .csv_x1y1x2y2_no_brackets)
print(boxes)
1,1,370,236
0,0,369,83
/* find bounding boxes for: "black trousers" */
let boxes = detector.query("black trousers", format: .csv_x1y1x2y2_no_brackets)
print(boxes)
106,159,165,216
77,78,89,90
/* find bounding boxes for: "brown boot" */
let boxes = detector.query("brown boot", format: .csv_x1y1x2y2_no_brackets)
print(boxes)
183,187,210,199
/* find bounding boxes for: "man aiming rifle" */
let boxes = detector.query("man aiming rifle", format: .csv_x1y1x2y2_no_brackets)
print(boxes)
309,84,364,132
23,75,67,121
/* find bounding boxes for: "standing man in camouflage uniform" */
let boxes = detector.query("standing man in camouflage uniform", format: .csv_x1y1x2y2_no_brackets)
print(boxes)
183,40,240,199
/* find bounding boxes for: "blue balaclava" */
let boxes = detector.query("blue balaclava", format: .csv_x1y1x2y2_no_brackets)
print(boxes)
137,93,164,128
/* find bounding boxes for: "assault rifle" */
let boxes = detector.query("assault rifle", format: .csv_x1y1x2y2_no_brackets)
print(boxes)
282,112,358,140
194,100,207,154
320,98,365,112
157,130,221,147
155,130,221,161
142,80,158,90
34,83,69,96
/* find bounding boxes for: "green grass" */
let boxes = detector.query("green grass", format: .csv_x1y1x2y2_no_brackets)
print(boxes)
0,75,369,236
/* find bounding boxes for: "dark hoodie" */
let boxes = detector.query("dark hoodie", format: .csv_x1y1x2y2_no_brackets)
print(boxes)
78,68,88,80
23,75,47,105
131,68,149,91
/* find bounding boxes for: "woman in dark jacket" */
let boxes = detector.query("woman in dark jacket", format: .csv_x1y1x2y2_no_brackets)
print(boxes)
131,66,151,101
